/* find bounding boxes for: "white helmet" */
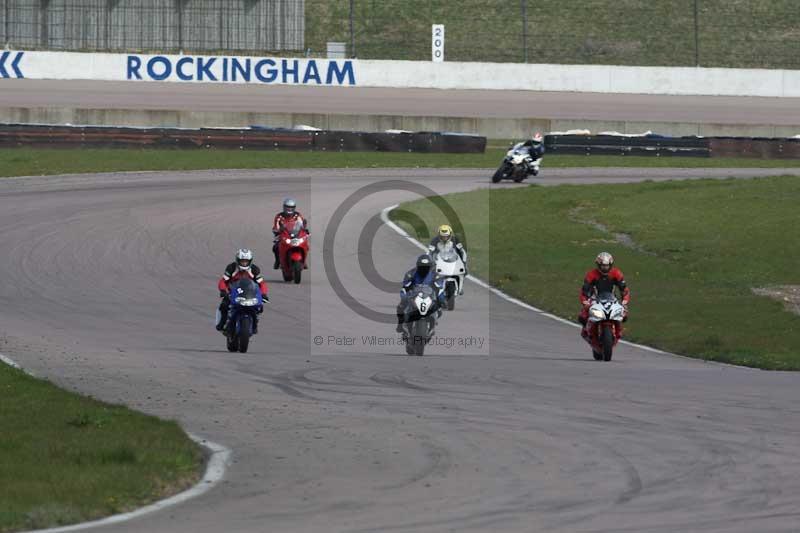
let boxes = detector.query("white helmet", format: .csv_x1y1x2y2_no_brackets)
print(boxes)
235,248,254,272
532,131,543,144
595,251,614,274
282,197,297,216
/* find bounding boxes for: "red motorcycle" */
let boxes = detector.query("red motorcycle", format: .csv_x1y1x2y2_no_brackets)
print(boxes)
277,219,309,284
585,293,626,361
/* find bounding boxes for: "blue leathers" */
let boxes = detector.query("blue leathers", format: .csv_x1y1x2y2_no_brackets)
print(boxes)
395,255,446,332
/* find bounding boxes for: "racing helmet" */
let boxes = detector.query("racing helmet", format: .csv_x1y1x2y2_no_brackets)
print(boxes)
595,251,614,275
532,131,543,145
416,254,433,277
438,224,453,242
282,197,297,216
236,248,254,272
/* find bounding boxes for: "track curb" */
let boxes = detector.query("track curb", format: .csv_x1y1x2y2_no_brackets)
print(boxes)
0,352,232,532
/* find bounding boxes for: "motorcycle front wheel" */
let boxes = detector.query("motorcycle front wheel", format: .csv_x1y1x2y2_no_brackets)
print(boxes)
601,324,614,361
491,163,509,183
292,260,303,284
445,283,456,311
238,315,251,353
411,320,427,356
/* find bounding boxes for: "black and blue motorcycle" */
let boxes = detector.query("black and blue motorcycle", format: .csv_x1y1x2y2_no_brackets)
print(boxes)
224,278,263,353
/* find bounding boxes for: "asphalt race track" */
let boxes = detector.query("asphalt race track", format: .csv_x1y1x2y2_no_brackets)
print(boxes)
2,168,800,533
3,79,800,125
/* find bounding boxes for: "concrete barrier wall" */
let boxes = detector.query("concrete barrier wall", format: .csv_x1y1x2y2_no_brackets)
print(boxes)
3,50,800,97
2,107,799,140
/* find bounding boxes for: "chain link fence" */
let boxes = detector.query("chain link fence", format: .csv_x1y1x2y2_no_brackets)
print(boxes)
2,0,799,69
306,0,800,69
0,0,304,53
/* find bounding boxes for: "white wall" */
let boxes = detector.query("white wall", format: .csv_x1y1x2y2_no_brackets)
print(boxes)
4,50,800,97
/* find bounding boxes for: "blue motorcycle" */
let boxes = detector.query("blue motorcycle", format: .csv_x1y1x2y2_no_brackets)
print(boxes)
225,278,263,353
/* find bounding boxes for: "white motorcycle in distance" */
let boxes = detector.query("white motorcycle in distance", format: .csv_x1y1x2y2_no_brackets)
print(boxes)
492,142,541,183
434,248,465,311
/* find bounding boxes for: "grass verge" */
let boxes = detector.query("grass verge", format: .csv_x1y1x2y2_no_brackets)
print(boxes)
0,364,202,532
2,148,800,178
390,175,800,370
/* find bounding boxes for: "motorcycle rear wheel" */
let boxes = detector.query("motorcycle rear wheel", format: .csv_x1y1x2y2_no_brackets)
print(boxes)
226,335,238,353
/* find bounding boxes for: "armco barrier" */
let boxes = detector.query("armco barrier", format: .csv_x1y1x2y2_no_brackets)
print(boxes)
0,124,486,153
544,134,800,159
708,137,800,159
545,134,711,157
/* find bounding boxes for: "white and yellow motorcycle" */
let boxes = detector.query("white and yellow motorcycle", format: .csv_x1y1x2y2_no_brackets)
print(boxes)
434,247,466,311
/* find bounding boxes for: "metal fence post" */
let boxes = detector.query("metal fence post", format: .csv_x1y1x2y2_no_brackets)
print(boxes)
521,0,528,63
177,0,183,51
219,0,224,50
4,0,10,48
349,0,355,58
39,0,49,49
105,0,112,50
694,0,700,66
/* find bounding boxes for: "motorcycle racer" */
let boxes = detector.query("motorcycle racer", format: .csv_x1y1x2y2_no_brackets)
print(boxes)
272,197,309,269
520,131,545,161
578,252,630,340
396,254,446,333
428,224,467,266
216,248,269,333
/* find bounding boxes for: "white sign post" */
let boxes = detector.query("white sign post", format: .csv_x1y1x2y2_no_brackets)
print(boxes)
432,24,444,62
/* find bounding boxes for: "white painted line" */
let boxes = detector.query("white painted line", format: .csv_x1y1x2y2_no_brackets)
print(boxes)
0,352,21,369
0,352,233,532
381,205,744,367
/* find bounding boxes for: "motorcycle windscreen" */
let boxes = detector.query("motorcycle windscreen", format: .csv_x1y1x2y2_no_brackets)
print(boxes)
231,278,259,300
411,284,435,299
289,219,304,238
437,246,459,262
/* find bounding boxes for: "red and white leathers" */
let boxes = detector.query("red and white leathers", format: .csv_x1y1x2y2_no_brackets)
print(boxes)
217,262,268,297
578,267,630,330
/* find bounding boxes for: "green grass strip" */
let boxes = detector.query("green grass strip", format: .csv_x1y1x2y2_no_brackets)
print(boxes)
0,364,202,532
1,148,800,178
390,175,800,370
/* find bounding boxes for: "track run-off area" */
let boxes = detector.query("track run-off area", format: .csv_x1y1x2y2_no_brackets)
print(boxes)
1,167,800,532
